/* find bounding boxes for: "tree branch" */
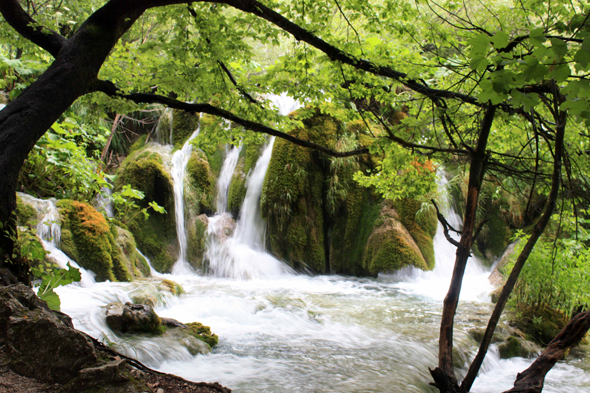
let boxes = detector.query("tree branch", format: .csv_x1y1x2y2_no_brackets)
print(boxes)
431,199,463,249
0,0,66,57
92,80,369,158
503,311,590,393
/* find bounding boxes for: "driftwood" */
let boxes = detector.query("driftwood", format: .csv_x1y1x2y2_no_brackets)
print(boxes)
503,311,590,393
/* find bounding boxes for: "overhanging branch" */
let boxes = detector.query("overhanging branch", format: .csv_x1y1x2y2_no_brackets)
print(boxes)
93,80,369,158
0,0,66,57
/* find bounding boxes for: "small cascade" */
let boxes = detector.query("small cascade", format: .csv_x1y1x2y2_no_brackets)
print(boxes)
156,108,174,145
136,248,165,278
17,193,96,287
206,138,293,279
95,186,114,218
170,120,201,275
232,137,275,249
391,175,493,302
216,145,242,213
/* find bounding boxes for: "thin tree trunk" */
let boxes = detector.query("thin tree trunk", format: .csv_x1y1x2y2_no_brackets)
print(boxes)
430,105,497,392
460,87,567,393
101,113,121,163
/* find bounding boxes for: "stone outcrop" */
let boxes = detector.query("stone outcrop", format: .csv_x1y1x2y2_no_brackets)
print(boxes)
0,284,230,392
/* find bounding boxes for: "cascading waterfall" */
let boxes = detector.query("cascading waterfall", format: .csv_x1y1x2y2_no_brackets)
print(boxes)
390,175,493,302
17,193,95,287
206,138,293,279
216,145,242,214
171,120,201,275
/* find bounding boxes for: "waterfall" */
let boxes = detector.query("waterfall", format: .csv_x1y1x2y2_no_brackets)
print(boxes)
205,138,293,279
170,120,201,275
17,193,95,287
136,248,165,278
216,145,242,213
391,175,493,301
232,137,275,249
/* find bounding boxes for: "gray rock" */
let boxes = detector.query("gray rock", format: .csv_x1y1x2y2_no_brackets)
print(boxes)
105,302,162,334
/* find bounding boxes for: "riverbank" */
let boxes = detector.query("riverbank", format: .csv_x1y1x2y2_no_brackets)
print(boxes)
0,284,230,393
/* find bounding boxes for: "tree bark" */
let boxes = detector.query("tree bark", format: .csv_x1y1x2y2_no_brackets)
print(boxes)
503,311,590,393
430,105,496,392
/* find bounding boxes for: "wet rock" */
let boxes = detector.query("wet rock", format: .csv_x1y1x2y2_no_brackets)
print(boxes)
105,302,161,334
498,335,541,359
158,279,185,296
0,284,98,383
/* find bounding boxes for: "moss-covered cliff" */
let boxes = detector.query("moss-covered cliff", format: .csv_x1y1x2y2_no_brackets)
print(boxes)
261,109,438,276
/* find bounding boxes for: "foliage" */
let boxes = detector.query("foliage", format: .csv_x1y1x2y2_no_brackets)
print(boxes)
509,226,590,321
32,263,81,311
110,185,166,225
19,116,110,201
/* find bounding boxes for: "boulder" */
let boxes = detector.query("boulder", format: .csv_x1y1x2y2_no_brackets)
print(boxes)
105,302,162,334
0,284,98,383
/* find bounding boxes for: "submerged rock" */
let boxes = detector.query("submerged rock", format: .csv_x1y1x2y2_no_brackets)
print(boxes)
104,300,218,354
105,302,162,334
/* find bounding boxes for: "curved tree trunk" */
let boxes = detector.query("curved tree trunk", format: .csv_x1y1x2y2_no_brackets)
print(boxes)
0,0,144,282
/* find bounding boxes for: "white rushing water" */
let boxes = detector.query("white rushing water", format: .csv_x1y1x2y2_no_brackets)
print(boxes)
171,120,201,275
389,176,494,302
216,145,242,213
38,95,589,392
206,138,293,279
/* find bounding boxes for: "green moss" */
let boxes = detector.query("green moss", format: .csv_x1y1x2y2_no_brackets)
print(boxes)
363,226,429,275
185,322,218,348
261,111,341,273
57,200,116,282
110,226,149,281
513,304,568,346
186,216,208,270
171,109,200,149
115,148,178,273
186,152,216,213
127,135,147,156
393,198,437,269
158,279,185,295
330,190,381,276
15,196,37,227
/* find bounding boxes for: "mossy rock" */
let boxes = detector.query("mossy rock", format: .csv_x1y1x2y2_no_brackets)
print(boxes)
15,196,37,227
158,279,185,296
112,226,150,280
185,322,218,348
115,148,178,273
392,198,437,269
261,111,340,273
498,335,540,359
512,304,569,346
57,200,117,282
171,109,200,149
362,201,432,275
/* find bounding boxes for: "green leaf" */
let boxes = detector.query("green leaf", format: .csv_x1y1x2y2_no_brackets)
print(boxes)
39,289,61,311
549,64,571,82
549,38,568,58
491,31,510,49
529,28,546,47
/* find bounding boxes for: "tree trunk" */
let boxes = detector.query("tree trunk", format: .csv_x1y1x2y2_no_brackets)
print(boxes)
460,94,567,393
430,105,496,392
0,1,144,282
